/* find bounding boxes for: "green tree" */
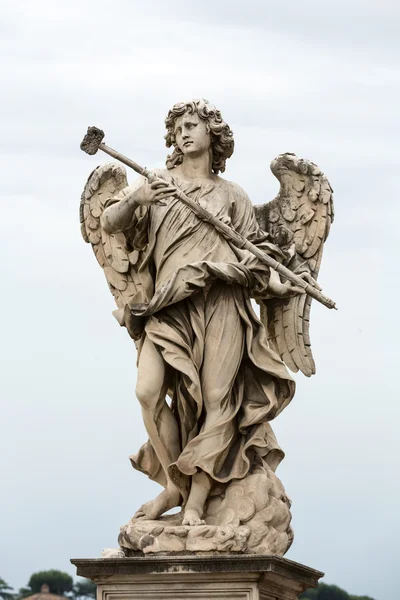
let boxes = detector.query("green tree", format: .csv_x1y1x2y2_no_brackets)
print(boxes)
71,580,96,600
319,583,350,600
299,587,318,600
16,588,32,600
300,583,377,600
28,571,73,596
0,578,15,600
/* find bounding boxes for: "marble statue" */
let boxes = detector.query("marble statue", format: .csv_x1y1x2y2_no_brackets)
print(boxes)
80,98,334,555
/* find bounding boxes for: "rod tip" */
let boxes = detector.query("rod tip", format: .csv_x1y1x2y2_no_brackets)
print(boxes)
80,126,105,155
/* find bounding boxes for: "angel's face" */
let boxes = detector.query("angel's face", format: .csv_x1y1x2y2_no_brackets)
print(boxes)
174,112,211,157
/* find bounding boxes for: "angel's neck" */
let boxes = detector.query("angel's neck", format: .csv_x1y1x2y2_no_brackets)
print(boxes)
179,151,214,182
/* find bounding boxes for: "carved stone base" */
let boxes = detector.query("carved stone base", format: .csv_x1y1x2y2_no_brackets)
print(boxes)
119,466,293,555
71,555,323,600
118,512,251,554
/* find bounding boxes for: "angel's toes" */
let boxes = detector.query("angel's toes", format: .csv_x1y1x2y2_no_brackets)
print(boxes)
182,509,205,526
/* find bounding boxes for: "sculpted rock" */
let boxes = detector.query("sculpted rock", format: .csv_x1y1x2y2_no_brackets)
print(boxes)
119,464,292,555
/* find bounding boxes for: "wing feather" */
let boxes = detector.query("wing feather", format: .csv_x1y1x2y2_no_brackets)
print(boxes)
80,163,148,340
102,230,130,273
273,303,295,370
255,153,334,376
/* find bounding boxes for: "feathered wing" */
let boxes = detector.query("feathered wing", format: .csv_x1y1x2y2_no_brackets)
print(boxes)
80,162,148,340
254,153,334,377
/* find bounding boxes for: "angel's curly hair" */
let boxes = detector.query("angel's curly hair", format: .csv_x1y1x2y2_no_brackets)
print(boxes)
164,98,234,174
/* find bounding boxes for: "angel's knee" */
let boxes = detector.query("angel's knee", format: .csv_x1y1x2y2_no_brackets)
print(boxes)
135,379,162,410
202,386,227,427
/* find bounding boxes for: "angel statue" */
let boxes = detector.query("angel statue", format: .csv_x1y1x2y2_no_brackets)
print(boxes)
80,98,334,555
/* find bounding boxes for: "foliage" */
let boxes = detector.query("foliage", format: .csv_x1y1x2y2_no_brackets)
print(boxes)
319,584,350,600
15,588,32,599
0,579,15,600
70,580,96,600
300,588,318,600
14,571,95,600
300,583,376,600
28,571,73,596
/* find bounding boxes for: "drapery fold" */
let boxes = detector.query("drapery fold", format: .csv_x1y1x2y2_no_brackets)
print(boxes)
123,173,295,499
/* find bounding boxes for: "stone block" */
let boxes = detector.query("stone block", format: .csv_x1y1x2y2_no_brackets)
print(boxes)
71,554,323,600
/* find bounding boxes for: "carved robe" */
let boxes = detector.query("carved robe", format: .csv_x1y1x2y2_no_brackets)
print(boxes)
108,171,295,499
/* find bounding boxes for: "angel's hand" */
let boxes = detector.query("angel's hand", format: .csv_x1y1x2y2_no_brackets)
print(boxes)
268,268,306,298
296,271,322,291
130,180,177,206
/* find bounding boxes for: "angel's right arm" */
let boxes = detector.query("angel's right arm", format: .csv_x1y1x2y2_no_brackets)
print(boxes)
101,180,145,234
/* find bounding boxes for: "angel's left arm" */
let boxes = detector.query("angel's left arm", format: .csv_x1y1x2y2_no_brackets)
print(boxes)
101,178,146,234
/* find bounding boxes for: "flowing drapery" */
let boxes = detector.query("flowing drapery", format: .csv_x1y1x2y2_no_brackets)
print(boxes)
110,172,295,498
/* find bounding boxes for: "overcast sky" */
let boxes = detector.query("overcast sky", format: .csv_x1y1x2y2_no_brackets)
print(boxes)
1,1,399,599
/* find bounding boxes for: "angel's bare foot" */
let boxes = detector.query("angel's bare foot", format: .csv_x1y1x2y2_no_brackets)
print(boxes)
134,488,180,520
182,508,205,526
181,470,211,526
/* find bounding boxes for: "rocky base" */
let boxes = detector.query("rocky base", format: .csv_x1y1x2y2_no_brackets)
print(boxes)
119,464,293,555
119,512,250,553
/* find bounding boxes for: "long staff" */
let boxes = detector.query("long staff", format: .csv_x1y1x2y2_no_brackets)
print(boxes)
80,126,337,310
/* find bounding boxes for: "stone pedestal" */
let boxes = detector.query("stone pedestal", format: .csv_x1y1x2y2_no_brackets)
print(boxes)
71,555,323,600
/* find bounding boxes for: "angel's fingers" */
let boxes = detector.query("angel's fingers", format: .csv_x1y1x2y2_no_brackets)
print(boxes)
153,192,176,206
290,286,306,296
155,190,177,199
305,277,322,291
150,180,170,189
154,185,176,194
297,272,322,291
273,283,305,298
281,285,305,297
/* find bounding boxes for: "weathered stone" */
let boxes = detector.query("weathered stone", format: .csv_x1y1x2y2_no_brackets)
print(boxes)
71,554,323,600
79,99,334,554
118,466,292,555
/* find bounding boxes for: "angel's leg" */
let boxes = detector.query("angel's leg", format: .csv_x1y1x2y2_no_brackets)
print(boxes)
134,335,181,519
183,284,244,526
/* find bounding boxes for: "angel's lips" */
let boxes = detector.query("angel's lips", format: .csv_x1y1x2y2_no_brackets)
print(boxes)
183,141,193,147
